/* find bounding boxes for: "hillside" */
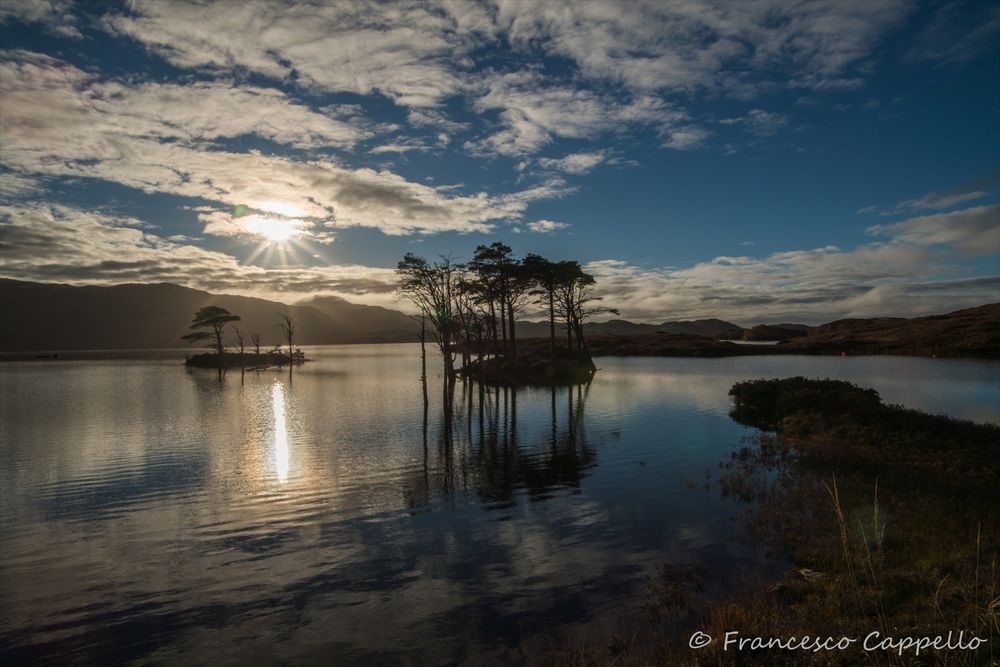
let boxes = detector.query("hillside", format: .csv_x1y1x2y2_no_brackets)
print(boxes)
778,303,1000,357
568,304,1000,359
738,323,812,341
3,280,996,357
0,280,418,351
0,280,746,352
295,295,420,341
515,317,742,339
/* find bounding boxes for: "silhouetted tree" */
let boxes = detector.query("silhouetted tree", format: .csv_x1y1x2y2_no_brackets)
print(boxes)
181,306,240,356
251,331,262,356
523,254,559,355
231,325,246,368
552,261,586,349
397,253,462,380
397,243,618,377
471,243,514,352
556,268,619,353
504,260,535,358
231,325,245,353
276,312,295,356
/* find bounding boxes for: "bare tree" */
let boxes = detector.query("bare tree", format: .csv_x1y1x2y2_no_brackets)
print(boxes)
251,331,262,356
231,325,246,368
557,270,619,354
276,312,296,357
397,253,461,380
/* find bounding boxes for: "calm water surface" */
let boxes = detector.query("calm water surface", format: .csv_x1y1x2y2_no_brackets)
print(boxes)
1,346,997,665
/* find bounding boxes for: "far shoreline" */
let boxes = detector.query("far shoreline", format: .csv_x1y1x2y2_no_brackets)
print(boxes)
3,335,1000,363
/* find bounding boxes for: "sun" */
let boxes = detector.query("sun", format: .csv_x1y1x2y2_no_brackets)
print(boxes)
244,215,301,242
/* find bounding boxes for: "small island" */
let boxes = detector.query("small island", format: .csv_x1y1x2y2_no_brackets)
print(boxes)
181,306,308,369
397,242,615,386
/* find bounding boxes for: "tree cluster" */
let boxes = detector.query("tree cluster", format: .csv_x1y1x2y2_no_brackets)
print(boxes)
397,242,617,379
181,306,297,359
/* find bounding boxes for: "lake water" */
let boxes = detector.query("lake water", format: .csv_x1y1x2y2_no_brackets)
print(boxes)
1,346,997,665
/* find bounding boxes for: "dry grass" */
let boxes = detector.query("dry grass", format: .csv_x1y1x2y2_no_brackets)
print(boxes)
544,378,999,666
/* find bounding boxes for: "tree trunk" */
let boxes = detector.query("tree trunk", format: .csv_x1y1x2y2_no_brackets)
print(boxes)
548,288,555,358
508,305,517,359
499,301,507,354
213,324,224,357
442,335,454,381
420,314,428,407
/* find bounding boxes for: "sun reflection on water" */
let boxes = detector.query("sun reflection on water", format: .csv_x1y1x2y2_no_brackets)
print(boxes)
272,382,289,482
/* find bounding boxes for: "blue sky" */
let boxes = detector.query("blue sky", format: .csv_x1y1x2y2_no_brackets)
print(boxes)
1,0,998,323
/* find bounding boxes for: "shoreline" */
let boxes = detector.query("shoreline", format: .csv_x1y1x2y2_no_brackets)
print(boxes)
3,336,1000,363
564,378,1000,665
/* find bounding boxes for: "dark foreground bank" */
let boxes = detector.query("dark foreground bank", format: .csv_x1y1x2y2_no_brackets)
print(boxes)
553,378,999,666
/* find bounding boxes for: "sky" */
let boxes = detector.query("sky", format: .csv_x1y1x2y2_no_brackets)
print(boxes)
1,0,998,324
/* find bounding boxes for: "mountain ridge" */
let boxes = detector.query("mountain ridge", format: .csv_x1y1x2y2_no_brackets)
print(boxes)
3,280,997,356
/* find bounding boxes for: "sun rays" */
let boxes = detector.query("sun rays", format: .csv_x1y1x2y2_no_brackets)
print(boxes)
232,203,322,267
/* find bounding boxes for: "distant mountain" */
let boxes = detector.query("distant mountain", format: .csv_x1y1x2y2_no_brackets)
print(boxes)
0,280,419,351
583,304,1000,359
295,295,420,342
515,317,743,339
779,304,1000,357
737,323,812,341
0,279,746,351
9,279,989,357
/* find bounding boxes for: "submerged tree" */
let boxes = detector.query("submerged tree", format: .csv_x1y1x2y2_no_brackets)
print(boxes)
231,325,245,355
181,306,241,356
276,312,296,355
397,253,462,380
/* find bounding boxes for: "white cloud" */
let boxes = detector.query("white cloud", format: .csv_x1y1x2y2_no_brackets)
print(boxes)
368,139,435,155
7,1,916,166
583,243,997,324
661,126,712,150
537,151,608,175
0,51,368,151
467,73,691,157
0,51,571,237
866,204,1000,256
582,208,999,323
0,0,81,38
525,220,569,234
0,172,42,199
406,108,470,136
0,203,402,304
720,109,788,136
95,0,912,108
497,0,909,94
897,190,990,211
103,1,482,108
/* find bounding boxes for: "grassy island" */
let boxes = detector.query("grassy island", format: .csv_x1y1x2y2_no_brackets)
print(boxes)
184,349,307,369
397,242,617,388
687,379,997,665
457,340,596,386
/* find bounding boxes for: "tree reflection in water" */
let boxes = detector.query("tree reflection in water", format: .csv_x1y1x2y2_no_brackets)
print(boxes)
405,379,597,510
